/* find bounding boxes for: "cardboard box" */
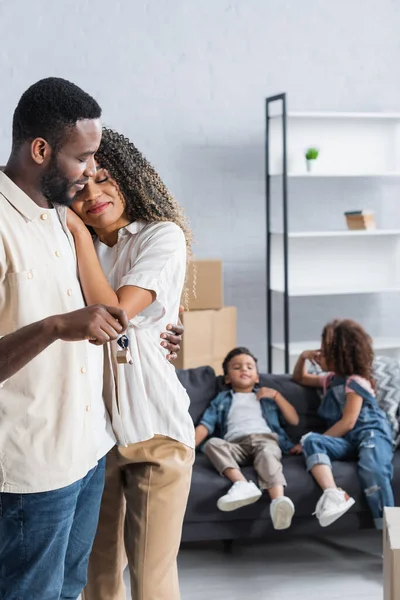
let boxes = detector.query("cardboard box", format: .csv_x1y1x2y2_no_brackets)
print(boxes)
212,307,236,358
185,260,223,311
175,307,237,371
383,508,400,600
175,309,214,369
211,357,227,376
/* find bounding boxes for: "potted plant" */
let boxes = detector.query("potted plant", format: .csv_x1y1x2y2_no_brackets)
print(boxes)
305,147,319,172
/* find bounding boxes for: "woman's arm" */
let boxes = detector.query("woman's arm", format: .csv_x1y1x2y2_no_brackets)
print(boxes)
292,350,322,387
323,392,363,438
71,225,155,321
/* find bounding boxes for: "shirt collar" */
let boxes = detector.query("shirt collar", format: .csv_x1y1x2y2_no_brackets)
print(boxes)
0,171,43,222
225,385,260,396
123,220,148,236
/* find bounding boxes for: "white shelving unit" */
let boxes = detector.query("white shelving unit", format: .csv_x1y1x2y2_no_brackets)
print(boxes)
275,173,400,178
266,95,400,373
272,337,400,374
270,230,400,296
269,111,400,177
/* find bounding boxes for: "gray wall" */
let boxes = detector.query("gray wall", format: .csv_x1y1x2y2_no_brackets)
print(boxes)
1,0,400,370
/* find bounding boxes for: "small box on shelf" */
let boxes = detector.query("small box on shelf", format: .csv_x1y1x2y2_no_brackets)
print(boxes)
345,210,376,230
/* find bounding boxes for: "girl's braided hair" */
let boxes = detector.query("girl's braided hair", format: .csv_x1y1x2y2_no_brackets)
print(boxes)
321,319,375,389
95,128,194,304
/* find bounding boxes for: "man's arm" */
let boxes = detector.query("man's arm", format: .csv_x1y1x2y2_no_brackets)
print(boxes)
0,304,128,385
162,306,184,361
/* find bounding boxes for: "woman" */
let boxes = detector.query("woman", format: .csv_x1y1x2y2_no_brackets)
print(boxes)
67,128,195,600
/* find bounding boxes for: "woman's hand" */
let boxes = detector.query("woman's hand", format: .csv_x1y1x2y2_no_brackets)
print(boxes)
66,208,87,236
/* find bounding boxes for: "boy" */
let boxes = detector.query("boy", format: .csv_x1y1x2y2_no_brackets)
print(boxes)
195,347,298,530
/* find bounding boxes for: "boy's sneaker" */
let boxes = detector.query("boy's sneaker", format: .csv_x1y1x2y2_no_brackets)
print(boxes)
270,496,295,530
314,488,355,527
217,481,262,512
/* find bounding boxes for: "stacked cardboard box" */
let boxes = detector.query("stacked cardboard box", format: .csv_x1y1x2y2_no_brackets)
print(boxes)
384,508,400,599
175,260,237,375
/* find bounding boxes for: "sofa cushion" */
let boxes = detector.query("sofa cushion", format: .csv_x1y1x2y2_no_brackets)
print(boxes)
185,451,379,524
185,449,400,525
177,366,219,425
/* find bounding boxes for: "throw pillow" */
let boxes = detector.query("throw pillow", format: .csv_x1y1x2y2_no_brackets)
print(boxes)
373,356,400,449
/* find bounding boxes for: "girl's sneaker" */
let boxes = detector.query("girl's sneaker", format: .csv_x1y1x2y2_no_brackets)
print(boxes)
217,481,262,512
315,488,355,527
270,496,295,530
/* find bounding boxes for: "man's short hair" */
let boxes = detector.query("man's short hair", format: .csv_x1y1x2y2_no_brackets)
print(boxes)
12,77,102,151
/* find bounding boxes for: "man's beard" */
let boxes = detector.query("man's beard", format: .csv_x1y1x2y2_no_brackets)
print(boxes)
40,157,79,207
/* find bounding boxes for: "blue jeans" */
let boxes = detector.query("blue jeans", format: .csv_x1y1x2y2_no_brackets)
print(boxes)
0,457,106,600
302,431,394,529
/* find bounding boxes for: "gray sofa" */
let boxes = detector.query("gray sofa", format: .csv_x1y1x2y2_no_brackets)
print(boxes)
177,366,400,543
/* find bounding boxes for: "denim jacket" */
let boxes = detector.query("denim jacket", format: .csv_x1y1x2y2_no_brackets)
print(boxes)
199,388,294,454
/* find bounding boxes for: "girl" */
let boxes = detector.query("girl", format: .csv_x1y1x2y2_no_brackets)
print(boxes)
67,128,195,600
292,319,394,530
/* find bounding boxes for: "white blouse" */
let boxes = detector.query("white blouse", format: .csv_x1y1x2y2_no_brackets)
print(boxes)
96,220,195,449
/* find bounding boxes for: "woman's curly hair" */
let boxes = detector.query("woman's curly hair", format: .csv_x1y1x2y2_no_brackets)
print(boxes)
95,127,194,304
321,319,375,389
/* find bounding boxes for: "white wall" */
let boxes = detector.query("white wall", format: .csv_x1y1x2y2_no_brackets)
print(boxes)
1,0,400,370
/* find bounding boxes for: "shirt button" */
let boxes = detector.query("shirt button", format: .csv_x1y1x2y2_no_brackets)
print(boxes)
81,367,87,374
67,289,72,296
55,250,61,258
85,405,91,412
40,213,48,221
27,272,33,280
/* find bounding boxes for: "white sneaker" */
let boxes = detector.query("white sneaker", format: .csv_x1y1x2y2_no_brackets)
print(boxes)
270,496,295,530
217,481,262,512
315,488,356,527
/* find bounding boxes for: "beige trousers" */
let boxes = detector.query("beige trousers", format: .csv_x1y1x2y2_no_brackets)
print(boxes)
204,434,286,489
82,436,194,600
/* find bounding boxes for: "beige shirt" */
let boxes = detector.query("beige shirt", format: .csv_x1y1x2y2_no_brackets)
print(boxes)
96,220,195,449
0,172,113,493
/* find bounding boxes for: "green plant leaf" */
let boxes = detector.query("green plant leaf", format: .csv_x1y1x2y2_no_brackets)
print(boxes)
305,147,319,160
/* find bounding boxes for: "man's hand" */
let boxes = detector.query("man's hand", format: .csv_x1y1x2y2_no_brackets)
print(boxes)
256,387,278,401
289,444,303,455
47,305,129,346
161,305,184,361
0,305,129,386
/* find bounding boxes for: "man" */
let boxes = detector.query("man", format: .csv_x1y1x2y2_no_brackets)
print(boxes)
0,78,182,600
